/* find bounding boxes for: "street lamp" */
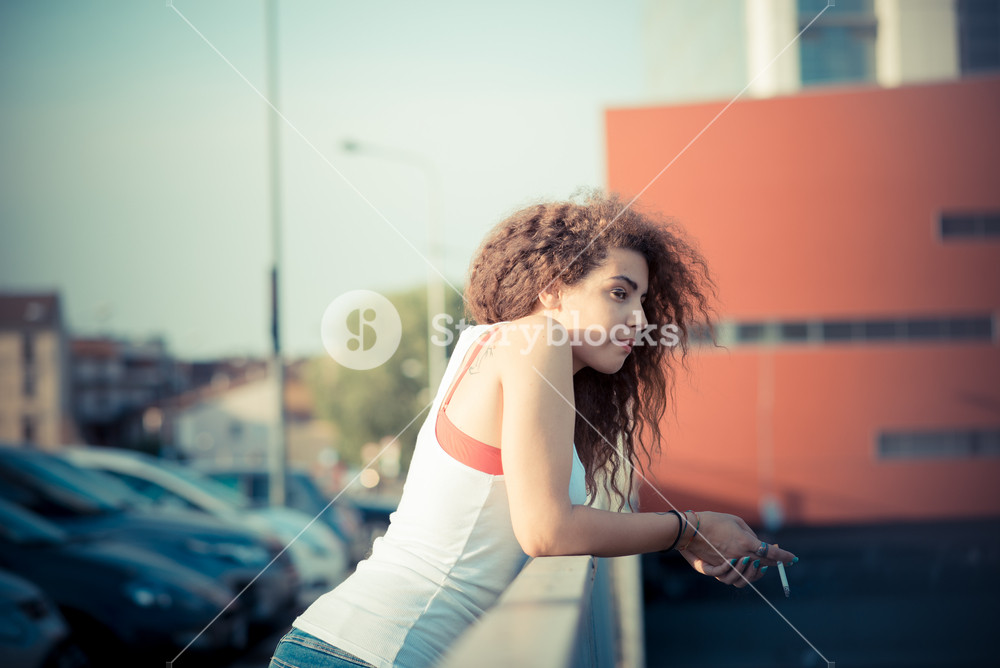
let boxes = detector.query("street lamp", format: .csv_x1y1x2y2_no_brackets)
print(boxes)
264,0,286,507
340,139,448,393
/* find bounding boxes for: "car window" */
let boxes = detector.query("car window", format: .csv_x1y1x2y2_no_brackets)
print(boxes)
159,462,251,509
0,452,126,516
220,471,319,512
208,472,241,492
0,499,66,545
290,472,329,512
45,456,149,509
100,469,202,512
249,474,269,505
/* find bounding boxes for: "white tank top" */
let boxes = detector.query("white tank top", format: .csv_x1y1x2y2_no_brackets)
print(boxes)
294,323,587,668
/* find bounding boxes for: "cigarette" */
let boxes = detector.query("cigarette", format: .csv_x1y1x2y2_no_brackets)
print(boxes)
777,561,790,597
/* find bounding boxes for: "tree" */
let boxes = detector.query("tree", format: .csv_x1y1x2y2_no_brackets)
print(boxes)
304,284,466,471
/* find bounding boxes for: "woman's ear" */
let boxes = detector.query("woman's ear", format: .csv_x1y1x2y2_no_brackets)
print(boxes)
537,284,562,311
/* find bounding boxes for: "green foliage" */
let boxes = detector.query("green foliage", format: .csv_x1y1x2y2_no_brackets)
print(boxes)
304,284,466,470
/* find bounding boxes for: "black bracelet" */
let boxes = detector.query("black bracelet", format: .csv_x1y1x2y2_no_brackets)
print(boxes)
656,510,685,552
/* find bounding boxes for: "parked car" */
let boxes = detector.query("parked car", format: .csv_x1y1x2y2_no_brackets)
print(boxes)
0,568,85,668
197,464,380,564
0,445,298,627
343,494,398,554
63,447,348,605
0,499,247,665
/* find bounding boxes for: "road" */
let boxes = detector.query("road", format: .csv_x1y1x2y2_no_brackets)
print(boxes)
643,517,1000,668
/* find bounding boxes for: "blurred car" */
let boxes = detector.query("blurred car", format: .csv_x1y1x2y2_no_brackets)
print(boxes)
63,447,348,605
198,464,380,564
0,445,298,626
0,568,85,668
343,494,398,553
0,499,247,665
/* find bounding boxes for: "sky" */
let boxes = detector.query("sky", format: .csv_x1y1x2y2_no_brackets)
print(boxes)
0,0,722,360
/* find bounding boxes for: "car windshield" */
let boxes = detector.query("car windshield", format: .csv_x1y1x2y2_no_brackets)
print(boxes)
160,461,251,509
0,499,67,545
290,472,332,512
0,448,148,517
206,469,330,512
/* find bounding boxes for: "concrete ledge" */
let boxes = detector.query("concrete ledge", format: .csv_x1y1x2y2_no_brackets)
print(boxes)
440,556,598,668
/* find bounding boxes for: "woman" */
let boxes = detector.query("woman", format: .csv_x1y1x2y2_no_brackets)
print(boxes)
270,191,796,668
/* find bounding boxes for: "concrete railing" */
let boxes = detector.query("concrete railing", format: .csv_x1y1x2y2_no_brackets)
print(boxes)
440,554,644,668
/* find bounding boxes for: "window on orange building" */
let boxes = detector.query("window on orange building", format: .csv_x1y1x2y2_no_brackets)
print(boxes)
723,315,994,345
780,322,810,342
822,320,855,341
940,212,1000,240
737,322,767,343
905,319,945,341
947,316,994,340
878,429,1000,460
688,322,716,345
862,320,897,340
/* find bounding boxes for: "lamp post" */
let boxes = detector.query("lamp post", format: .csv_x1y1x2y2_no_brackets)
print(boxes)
341,140,447,393
265,0,286,507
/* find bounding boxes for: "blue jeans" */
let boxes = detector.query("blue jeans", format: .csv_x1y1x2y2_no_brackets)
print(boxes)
269,628,376,668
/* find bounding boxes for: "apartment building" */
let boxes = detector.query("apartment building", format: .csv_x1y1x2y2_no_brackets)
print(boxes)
0,293,73,449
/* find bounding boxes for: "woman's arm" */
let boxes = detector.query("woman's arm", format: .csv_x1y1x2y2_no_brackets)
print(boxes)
497,318,795,572
498,317,681,557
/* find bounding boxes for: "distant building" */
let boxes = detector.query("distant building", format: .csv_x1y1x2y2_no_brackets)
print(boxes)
165,359,333,468
70,336,182,450
607,75,1000,524
165,358,273,464
641,0,996,104
0,293,74,449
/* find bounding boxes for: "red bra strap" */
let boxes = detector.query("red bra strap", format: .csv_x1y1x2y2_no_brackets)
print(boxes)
442,326,503,409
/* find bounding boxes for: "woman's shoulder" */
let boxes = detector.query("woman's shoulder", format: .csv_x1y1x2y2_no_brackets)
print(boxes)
491,315,573,372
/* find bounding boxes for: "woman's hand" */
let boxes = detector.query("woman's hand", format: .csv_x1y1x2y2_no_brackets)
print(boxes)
678,511,797,588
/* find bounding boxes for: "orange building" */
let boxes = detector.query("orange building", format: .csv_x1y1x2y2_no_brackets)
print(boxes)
606,76,1000,525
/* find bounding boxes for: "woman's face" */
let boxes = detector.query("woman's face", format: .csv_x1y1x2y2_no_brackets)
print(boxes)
540,247,649,374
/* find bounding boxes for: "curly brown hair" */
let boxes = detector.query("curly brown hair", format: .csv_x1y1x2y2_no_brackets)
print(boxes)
464,190,716,508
